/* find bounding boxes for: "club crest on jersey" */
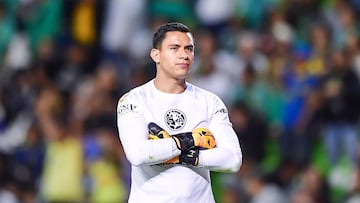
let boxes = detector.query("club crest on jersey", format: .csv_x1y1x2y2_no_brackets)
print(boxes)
164,109,186,131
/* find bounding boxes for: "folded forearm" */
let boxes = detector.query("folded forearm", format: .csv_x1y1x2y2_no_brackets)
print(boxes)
125,138,181,166
118,117,181,166
198,147,242,172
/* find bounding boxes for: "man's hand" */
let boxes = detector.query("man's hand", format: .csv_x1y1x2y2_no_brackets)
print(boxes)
148,122,171,139
171,128,216,151
161,147,199,166
179,147,199,166
147,122,200,165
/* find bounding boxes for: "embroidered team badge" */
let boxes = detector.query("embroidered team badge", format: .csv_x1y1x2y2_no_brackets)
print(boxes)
164,109,186,131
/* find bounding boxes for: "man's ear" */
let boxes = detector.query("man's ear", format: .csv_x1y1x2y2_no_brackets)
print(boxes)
150,48,160,63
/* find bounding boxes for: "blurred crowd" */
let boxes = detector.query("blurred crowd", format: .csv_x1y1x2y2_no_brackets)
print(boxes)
0,0,360,202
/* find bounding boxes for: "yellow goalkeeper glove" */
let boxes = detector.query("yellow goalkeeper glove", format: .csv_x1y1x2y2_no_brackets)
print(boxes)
148,122,171,139
171,128,216,151
148,122,199,165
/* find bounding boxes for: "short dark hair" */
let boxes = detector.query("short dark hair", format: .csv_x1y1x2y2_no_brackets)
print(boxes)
152,22,191,49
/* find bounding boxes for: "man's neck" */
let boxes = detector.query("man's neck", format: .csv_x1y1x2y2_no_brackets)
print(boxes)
153,77,186,94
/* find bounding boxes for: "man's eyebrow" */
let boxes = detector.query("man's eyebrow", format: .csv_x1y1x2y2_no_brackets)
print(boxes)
168,44,194,47
167,44,194,48
168,44,181,47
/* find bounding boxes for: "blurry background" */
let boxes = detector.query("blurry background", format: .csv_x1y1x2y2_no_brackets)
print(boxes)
0,0,360,202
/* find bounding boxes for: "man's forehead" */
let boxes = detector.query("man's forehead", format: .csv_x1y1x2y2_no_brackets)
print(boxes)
163,31,194,45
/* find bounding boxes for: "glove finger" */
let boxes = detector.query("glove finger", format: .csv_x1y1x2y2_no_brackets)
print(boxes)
193,128,216,149
149,134,160,140
148,122,170,138
164,156,179,164
199,135,216,149
148,122,164,134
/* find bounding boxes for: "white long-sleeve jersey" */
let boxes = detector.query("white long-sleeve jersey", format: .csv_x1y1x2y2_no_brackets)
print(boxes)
117,80,242,203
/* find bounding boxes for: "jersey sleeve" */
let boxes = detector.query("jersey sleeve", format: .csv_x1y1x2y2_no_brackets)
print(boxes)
197,96,242,172
117,92,180,166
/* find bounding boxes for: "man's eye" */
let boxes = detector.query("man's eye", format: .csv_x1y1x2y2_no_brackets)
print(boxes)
170,47,177,50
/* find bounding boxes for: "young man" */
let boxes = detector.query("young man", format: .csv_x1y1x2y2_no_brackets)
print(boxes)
117,22,242,203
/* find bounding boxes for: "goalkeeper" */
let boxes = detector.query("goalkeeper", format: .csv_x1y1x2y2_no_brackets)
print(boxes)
117,22,242,203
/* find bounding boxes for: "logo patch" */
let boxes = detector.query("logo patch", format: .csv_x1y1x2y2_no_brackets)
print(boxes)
215,108,228,114
118,104,138,116
164,109,186,131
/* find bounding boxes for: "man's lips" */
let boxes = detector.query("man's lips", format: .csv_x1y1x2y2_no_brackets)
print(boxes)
176,63,190,68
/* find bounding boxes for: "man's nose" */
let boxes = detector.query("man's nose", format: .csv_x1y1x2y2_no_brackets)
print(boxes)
179,49,189,60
